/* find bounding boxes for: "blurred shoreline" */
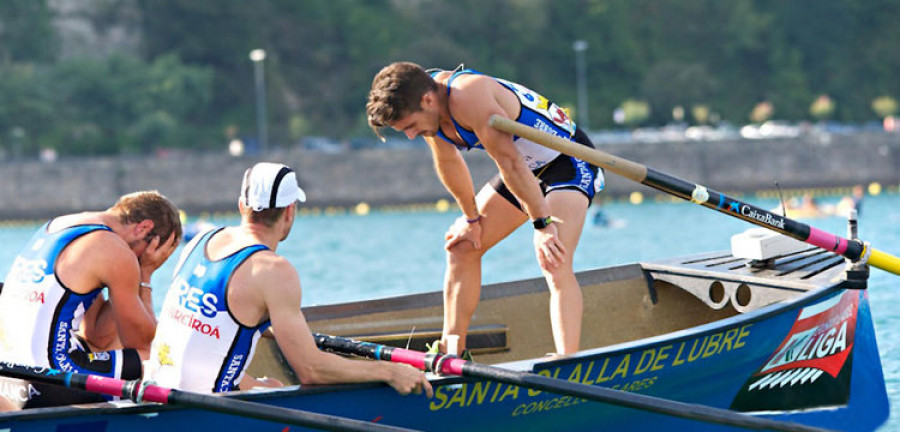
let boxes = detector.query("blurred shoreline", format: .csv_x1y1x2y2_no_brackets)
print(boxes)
0,131,897,221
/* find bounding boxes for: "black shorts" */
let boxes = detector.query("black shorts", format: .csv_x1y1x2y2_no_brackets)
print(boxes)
0,346,142,409
489,128,604,211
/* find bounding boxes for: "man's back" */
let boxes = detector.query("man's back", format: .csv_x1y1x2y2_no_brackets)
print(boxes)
0,220,113,368
147,162,431,398
148,227,272,393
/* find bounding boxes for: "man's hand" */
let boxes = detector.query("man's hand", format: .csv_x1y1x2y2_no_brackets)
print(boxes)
534,223,566,272
139,232,179,277
386,363,434,398
444,216,483,250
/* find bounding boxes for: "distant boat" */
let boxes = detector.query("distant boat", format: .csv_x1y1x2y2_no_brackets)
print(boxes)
772,194,832,220
773,192,864,220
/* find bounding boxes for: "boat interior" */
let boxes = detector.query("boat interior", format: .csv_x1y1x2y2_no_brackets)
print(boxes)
248,236,853,385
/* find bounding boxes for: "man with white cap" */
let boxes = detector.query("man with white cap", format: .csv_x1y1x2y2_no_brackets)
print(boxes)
145,162,432,397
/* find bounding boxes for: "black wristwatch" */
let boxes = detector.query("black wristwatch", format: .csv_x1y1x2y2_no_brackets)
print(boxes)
532,216,553,230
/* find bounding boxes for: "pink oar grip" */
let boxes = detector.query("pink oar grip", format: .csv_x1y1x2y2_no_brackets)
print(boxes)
439,358,466,376
140,384,172,404
84,375,126,398
807,227,849,254
389,348,427,370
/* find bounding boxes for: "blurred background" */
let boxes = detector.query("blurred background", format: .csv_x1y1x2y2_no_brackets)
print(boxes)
0,0,898,218
2,3,899,429
2,0,898,156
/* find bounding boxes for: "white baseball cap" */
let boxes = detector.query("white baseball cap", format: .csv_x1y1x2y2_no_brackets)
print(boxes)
240,162,307,211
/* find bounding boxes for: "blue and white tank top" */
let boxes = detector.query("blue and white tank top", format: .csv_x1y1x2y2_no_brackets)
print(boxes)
147,227,270,393
433,68,578,170
0,222,110,371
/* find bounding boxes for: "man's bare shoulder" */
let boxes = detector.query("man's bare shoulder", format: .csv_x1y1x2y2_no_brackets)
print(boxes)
246,251,301,294
56,225,137,293
448,73,497,97
245,249,291,269
48,211,100,227
448,74,509,126
69,228,133,262
432,69,453,82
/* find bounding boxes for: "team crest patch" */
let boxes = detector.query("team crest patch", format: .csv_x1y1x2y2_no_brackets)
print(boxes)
731,291,858,411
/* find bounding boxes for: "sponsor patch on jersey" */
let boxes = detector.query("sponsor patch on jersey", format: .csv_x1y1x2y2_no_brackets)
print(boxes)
498,78,575,134
168,308,221,339
171,275,219,318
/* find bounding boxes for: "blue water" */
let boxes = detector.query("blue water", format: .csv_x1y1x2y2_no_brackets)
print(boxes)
1,194,897,430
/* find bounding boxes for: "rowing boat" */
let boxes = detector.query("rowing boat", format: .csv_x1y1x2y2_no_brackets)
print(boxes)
0,227,889,431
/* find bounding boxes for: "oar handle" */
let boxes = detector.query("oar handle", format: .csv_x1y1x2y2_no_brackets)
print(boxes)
489,115,900,276
490,116,649,182
313,333,437,372
0,362,417,432
313,334,835,432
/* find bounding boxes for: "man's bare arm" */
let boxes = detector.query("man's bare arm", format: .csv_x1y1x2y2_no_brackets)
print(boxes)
424,136,479,220
451,75,551,221
262,258,431,397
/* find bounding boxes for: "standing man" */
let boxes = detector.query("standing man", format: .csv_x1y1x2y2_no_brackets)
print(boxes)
367,62,603,356
0,191,181,409
144,162,432,397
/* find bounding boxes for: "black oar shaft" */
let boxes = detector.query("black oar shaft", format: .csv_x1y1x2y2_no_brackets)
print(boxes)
0,362,417,432
463,363,828,432
313,334,835,432
490,115,839,254
488,115,900,275
166,389,410,432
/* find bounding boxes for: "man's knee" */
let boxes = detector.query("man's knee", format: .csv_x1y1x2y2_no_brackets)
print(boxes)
0,395,20,412
446,241,483,264
543,267,578,290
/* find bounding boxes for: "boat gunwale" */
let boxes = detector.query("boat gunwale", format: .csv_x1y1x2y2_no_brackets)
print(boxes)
0,253,868,425
0,280,856,424
642,264,815,292
519,278,852,370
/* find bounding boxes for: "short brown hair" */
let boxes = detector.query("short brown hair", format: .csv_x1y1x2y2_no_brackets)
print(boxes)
366,62,437,138
241,206,287,227
111,191,183,242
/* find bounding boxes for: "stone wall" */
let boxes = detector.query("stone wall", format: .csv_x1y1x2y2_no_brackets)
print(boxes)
1,133,897,219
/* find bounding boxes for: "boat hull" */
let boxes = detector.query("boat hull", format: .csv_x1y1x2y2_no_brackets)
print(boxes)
0,250,889,431
0,288,888,431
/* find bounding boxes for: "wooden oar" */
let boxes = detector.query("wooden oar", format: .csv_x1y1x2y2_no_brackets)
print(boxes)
488,115,900,276
313,333,835,432
0,362,417,432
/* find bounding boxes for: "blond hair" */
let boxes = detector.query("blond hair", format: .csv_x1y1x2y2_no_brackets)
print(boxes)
240,205,287,227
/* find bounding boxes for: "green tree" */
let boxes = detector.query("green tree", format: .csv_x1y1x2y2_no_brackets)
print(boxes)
0,0,58,64
0,64,56,156
642,61,718,124
48,54,213,155
5,0,900,155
